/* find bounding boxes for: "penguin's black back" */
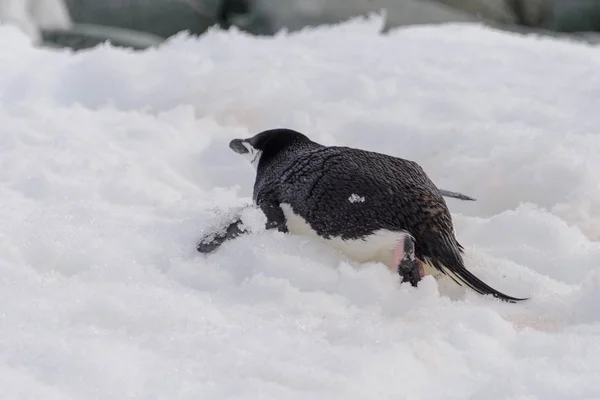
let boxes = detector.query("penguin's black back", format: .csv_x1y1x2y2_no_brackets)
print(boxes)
254,142,453,248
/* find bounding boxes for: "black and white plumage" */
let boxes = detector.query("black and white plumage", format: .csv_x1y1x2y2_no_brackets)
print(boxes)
198,128,527,303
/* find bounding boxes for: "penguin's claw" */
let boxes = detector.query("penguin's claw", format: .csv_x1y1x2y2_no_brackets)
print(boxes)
396,234,421,287
399,258,421,287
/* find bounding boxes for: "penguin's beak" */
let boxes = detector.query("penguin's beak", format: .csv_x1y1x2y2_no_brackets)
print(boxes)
229,139,249,154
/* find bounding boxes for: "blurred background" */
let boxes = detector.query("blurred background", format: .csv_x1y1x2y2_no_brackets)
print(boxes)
1,0,600,50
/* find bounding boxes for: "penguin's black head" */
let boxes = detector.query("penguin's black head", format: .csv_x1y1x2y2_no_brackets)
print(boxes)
229,128,312,169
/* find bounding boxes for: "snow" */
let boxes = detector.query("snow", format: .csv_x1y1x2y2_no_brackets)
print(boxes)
1,14,600,399
348,194,365,203
0,0,71,43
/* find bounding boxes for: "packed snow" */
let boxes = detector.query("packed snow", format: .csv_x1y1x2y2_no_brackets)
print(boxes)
348,194,365,203
0,0,71,43
1,14,599,399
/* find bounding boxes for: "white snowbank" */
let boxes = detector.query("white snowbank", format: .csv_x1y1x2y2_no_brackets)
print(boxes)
0,16,599,399
0,0,71,43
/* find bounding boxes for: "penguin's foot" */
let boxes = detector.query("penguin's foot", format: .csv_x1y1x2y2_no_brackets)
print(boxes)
393,233,422,287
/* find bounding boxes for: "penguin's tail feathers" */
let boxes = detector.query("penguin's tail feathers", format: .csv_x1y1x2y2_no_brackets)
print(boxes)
422,235,528,303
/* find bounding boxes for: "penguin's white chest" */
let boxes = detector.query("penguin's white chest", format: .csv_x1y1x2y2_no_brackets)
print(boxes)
280,203,404,270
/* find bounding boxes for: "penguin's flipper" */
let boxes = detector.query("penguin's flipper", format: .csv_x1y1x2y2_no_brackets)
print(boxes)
197,198,289,254
439,189,476,201
197,217,248,253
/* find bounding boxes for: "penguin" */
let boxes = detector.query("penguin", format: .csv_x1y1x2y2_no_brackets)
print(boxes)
198,128,527,303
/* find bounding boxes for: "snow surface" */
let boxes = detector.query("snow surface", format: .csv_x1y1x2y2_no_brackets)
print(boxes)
0,0,71,43
1,15,600,399
348,194,365,203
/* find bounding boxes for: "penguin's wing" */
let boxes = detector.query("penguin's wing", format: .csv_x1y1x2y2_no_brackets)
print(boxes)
439,189,476,201
197,217,247,253
196,196,288,254
197,205,252,253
